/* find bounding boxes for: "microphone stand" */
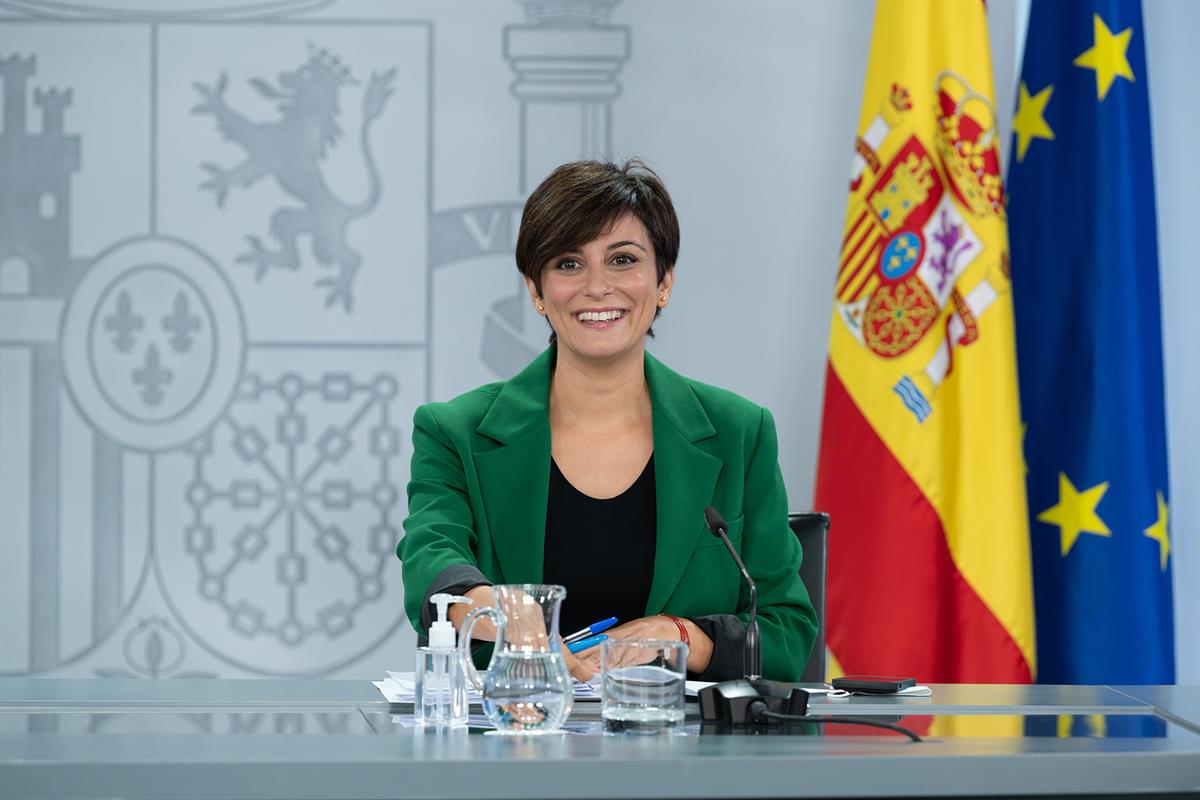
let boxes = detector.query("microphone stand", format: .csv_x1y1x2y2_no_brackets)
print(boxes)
713,517,760,679
698,507,806,726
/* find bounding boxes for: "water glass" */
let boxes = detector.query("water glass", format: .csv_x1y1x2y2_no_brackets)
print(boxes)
600,638,687,734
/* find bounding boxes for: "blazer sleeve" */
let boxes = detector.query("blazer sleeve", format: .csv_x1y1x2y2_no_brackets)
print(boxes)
397,403,489,635
692,407,818,682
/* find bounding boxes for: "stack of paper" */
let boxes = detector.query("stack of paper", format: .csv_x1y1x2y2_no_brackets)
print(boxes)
373,671,600,703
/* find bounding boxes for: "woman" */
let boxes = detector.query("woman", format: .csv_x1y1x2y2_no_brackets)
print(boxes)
398,160,816,682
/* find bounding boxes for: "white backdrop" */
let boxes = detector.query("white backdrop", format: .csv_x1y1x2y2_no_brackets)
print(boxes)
0,0,1192,684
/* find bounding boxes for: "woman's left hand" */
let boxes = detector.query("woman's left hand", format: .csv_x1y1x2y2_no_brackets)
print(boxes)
570,615,713,676
606,615,681,643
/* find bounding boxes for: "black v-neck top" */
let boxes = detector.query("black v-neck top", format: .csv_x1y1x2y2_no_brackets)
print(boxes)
542,455,657,638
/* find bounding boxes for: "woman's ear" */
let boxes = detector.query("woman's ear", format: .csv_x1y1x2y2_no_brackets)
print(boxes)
658,268,675,308
525,276,545,315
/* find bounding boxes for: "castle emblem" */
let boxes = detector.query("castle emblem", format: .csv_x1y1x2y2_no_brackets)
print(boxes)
192,44,396,311
0,54,154,675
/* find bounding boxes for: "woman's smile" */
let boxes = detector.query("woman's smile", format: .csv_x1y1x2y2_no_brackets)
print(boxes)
574,307,628,328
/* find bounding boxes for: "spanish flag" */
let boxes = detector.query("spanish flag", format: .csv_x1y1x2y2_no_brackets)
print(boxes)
814,0,1035,686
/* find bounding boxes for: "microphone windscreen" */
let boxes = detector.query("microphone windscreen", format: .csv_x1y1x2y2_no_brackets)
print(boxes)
703,506,728,537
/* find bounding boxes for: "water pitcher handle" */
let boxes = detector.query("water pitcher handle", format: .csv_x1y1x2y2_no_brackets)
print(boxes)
458,605,499,692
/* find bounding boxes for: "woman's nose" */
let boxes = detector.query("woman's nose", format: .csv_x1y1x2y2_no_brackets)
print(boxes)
583,265,613,296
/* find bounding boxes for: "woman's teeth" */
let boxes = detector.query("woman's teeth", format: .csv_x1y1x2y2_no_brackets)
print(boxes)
576,310,624,322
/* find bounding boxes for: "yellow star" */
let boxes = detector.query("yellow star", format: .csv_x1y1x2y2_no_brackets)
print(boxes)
1037,473,1111,557
1143,491,1170,571
1012,82,1055,162
1073,13,1135,100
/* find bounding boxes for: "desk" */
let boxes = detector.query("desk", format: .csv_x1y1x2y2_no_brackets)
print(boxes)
1,680,1198,799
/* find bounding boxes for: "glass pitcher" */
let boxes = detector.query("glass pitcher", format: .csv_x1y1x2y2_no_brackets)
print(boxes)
458,584,573,734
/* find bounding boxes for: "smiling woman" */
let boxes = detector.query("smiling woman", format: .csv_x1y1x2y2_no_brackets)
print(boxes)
515,159,678,348
398,160,818,684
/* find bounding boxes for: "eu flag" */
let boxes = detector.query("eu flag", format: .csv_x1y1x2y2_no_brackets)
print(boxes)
1009,0,1174,691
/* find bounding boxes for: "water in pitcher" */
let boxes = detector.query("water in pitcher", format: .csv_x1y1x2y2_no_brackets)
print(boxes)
481,652,573,734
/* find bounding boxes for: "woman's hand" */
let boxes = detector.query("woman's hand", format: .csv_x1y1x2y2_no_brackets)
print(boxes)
560,643,599,682
450,586,598,682
605,615,679,642
594,615,714,675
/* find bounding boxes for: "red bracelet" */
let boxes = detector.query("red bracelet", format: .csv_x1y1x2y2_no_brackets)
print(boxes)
663,615,690,647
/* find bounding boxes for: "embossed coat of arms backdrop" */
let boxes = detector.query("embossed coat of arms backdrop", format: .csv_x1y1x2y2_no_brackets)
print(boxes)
0,0,634,685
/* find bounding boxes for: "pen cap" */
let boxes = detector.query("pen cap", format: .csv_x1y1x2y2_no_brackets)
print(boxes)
428,594,473,650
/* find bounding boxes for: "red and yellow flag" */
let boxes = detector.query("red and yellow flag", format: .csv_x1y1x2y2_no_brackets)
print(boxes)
815,0,1034,686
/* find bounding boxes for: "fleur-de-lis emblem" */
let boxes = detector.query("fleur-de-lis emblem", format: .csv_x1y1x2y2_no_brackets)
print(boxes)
103,290,143,353
133,344,173,406
162,291,202,353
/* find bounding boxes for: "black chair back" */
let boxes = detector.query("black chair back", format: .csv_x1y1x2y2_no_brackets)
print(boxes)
788,512,829,684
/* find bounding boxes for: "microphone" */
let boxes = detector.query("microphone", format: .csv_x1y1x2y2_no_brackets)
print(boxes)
704,506,760,679
697,506,806,727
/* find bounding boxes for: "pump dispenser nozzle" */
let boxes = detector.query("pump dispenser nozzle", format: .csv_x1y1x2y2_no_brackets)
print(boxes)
428,593,473,650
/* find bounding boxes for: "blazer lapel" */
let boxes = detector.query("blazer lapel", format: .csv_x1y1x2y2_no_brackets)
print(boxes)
643,352,722,615
471,348,722,606
472,349,554,585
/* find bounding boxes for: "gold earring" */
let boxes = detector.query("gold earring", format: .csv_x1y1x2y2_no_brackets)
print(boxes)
536,300,545,313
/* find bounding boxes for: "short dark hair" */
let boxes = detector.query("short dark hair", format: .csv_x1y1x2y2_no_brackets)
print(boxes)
516,159,679,341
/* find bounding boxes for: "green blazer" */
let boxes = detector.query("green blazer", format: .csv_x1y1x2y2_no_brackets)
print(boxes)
398,348,817,681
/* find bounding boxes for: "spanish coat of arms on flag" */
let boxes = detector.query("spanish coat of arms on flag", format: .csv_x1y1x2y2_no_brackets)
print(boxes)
815,0,1035,690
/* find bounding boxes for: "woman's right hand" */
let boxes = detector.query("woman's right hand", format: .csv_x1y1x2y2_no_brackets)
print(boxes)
560,642,600,683
450,585,599,682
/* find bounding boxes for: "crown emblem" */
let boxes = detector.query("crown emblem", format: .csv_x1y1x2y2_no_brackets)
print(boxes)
306,41,357,86
933,70,1004,218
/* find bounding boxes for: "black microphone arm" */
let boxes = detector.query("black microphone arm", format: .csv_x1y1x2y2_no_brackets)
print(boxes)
703,506,760,679
698,506,809,727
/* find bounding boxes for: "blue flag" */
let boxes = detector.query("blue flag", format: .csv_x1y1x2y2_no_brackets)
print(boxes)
1008,0,1174,691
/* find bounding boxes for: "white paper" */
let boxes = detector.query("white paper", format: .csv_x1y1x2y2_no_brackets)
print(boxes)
375,671,599,703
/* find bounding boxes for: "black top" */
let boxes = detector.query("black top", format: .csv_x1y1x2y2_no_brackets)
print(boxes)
542,455,657,638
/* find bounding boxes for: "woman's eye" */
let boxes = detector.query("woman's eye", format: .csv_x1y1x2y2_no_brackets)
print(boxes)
612,253,636,266
555,259,581,271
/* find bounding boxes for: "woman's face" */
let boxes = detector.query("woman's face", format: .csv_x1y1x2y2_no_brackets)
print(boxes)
527,213,673,365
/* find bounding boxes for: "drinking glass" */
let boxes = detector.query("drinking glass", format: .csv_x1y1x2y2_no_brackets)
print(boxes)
600,638,687,734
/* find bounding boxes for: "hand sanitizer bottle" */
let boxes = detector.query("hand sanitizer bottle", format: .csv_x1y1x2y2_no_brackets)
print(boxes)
414,593,473,727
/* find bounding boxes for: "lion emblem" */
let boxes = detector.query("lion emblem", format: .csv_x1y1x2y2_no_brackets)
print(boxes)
191,44,396,311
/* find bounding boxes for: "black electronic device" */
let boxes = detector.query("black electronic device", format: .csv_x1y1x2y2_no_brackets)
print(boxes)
699,505,803,726
698,679,808,726
830,675,917,694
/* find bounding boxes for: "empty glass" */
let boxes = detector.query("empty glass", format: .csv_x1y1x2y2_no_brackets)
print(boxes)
458,584,573,734
601,638,687,734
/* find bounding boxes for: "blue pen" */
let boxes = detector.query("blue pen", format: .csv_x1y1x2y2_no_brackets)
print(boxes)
563,616,618,644
566,634,607,654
